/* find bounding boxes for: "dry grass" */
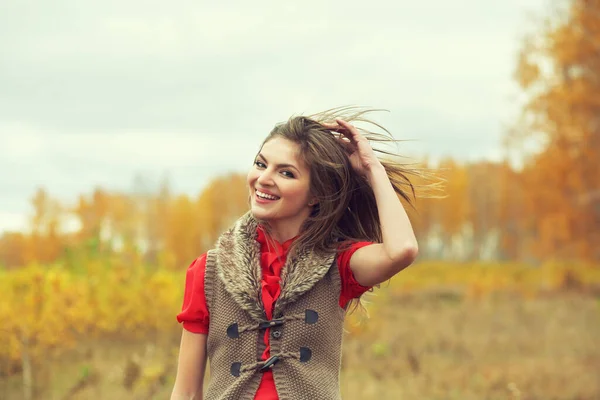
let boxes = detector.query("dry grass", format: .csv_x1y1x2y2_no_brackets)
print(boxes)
342,289,600,399
1,288,599,400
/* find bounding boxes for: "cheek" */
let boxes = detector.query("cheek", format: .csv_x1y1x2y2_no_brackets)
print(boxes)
247,170,258,188
282,181,311,203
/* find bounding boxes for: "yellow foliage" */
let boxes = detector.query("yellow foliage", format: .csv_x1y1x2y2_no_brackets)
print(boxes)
389,261,600,295
0,263,184,367
2,260,599,369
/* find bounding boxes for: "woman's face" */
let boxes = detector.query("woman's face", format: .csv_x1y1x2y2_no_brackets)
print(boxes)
247,136,314,229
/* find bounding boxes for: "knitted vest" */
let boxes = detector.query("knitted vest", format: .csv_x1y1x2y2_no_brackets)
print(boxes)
203,212,345,400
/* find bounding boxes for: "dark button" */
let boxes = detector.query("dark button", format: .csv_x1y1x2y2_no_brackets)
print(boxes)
259,355,280,372
305,309,319,324
271,329,282,339
227,323,239,339
299,347,312,363
231,362,241,377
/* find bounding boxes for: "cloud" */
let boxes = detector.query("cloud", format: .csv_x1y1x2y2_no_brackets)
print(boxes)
1,0,538,133
0,0,547,232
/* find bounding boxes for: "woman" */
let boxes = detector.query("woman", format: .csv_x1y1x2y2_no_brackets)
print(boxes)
171,107,419,400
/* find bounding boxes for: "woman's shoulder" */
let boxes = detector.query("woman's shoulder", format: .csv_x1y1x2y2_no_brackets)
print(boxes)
188,252,208,269
182,254,209,286
178,253,211,333
335,241,374,304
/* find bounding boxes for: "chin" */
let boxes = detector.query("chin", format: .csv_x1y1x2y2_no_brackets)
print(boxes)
250,206,274,221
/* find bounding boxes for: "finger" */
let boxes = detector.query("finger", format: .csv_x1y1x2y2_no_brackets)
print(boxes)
335,136,354,153
333,129,352,141
334,118,360,143
321,122,344,133
334,118,357,135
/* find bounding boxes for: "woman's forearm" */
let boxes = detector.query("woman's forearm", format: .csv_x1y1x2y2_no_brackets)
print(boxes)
367,163,418,262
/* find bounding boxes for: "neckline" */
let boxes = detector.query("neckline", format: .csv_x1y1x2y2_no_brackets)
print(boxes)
256,224,298,254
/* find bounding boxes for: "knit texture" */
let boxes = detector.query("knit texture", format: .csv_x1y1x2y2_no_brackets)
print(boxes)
203,212,345,400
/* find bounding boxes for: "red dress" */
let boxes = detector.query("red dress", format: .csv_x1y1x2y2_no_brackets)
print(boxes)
177,226,372,400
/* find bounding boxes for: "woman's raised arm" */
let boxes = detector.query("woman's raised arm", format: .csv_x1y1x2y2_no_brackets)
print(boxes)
322,118,419,287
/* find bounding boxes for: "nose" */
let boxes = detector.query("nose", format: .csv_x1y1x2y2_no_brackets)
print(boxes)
257,168,275,186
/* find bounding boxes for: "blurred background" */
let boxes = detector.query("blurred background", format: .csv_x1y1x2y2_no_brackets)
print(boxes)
1,0,599,399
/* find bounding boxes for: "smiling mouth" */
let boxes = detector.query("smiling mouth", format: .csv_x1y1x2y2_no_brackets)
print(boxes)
255,190,280,200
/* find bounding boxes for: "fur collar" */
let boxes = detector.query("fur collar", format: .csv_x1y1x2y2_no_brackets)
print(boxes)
214,212,336,322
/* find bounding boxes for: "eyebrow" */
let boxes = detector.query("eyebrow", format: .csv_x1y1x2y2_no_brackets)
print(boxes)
257,153,301,173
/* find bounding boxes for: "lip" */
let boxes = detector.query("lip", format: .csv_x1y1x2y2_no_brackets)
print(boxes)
254,188,280,204
255,188,278,197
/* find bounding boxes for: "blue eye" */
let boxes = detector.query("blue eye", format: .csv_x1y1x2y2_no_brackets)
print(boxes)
281,171,295,178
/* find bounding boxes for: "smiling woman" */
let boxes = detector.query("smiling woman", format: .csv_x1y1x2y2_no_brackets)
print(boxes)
248,137,315,241
171,106,422,400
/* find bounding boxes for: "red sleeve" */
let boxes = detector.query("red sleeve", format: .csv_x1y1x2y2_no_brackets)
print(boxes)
337,241,374,309
176,254,210,334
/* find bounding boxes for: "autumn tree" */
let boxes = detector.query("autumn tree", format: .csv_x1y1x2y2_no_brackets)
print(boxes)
466,162,504,260
29,188,63,264
512,0,600,261
0,232,30,268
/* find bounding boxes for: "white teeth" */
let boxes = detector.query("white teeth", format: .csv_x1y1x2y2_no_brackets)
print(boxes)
256,190,279,200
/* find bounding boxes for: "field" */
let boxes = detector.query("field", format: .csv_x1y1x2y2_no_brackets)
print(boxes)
1,262,599,400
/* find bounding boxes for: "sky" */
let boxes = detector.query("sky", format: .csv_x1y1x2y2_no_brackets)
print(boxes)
0,0,547,233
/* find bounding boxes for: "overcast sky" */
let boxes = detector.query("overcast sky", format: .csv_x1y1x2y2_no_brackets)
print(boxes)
0,0,547,233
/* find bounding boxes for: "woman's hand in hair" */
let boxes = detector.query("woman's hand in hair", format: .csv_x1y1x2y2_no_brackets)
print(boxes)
321,118,383,177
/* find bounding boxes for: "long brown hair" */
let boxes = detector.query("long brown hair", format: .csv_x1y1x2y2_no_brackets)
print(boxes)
255,106,426,258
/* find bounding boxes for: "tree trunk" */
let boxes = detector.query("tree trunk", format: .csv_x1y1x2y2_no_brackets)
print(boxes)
20,332,32,400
